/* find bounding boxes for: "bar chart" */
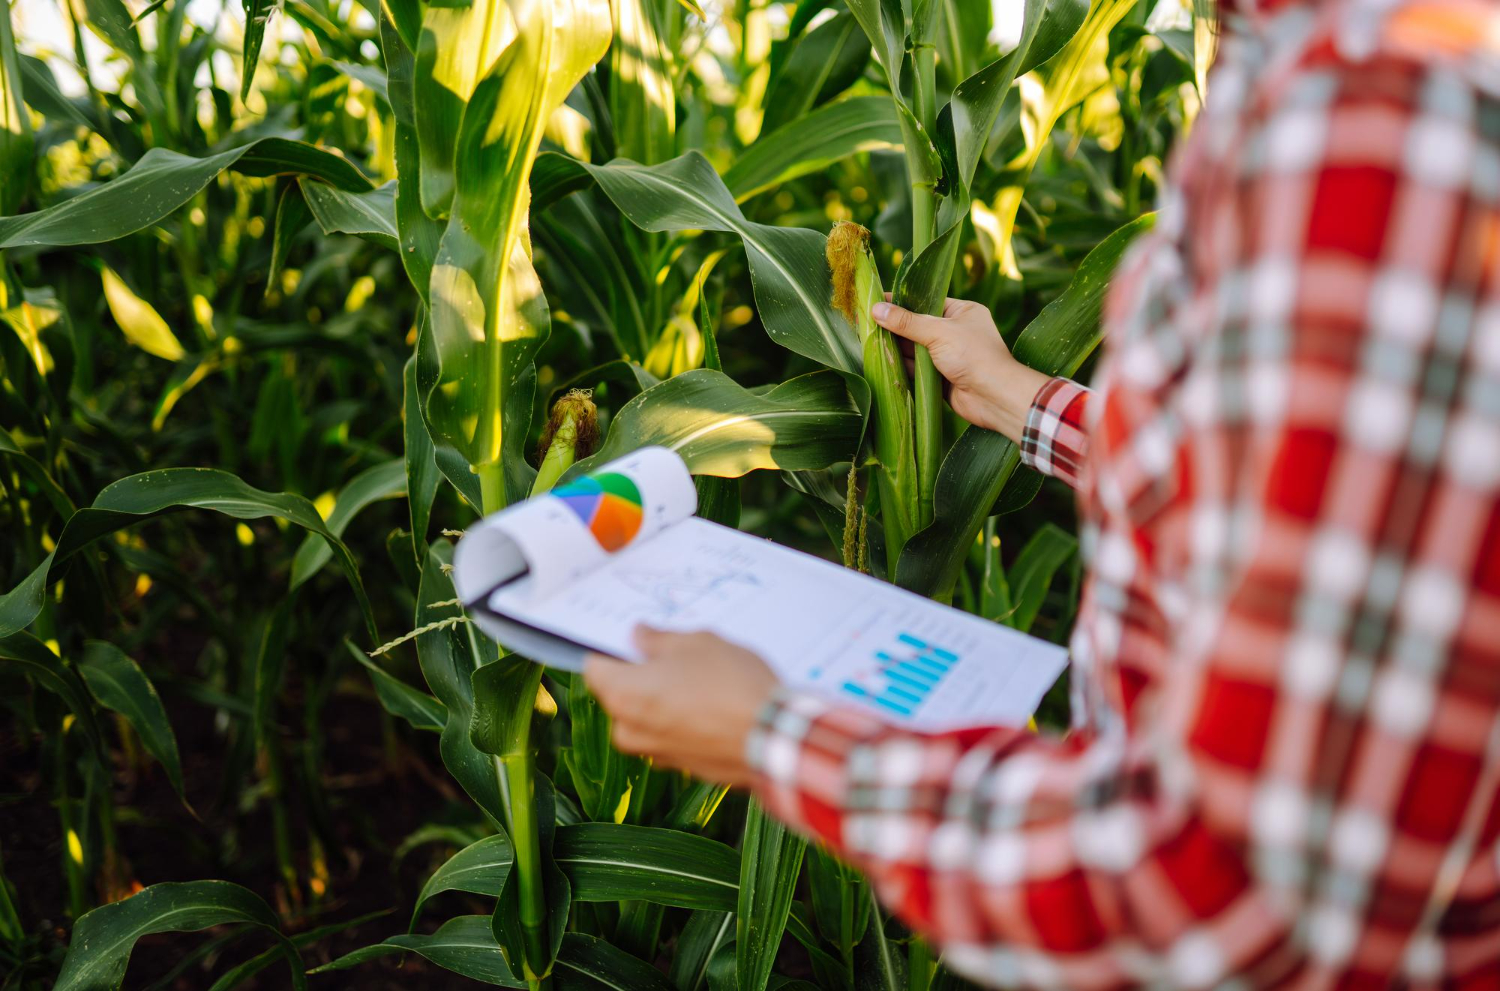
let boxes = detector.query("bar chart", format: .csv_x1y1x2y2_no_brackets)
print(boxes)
839,632,960,718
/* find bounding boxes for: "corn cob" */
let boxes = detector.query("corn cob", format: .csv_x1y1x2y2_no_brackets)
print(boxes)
531,389,600,496
827,222,918,574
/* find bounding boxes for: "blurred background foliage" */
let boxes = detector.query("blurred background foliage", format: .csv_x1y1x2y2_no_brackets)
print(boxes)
0,0,1207,986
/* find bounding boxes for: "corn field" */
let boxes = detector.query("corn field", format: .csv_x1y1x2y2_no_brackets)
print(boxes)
0,0,1208,986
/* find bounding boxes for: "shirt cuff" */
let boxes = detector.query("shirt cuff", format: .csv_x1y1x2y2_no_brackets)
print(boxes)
1019,376,1092,489
744,685,885,844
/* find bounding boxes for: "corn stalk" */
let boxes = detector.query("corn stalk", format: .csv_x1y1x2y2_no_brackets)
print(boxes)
396,0,610,985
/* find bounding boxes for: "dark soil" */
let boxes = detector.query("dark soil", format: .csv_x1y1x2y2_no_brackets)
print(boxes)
2,654,497,990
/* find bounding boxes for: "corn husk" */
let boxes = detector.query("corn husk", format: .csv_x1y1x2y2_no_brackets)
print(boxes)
827,222,917,570
531,389,600,495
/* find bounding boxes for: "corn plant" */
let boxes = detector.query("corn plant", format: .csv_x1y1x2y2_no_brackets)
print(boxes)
0,0,1208,986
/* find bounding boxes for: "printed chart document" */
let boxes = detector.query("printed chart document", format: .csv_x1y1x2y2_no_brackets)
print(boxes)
453,448,1068,732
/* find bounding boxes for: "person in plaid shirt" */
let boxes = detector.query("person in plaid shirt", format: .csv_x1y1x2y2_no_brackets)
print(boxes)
585,0,1500,985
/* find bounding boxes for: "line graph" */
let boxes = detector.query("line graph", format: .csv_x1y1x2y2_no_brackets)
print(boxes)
608,565,762,622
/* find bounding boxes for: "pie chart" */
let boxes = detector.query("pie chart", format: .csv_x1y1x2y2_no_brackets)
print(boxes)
551,472,645,552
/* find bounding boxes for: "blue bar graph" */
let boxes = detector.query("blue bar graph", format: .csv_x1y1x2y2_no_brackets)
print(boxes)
840,633,959,718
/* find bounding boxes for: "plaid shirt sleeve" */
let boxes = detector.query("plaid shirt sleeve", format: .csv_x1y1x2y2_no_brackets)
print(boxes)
746,9,1500,989
1018,377,1092,490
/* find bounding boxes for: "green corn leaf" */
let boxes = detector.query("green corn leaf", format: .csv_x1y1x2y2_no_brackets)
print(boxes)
894,213,1154,598
311,915,526,987
565,667,631,823
993,470,1044,517
609,0,676,165
331,59,390,105
468,656,543,770
300,179,399,251
944,0,1088,194
230,140,374,189
668,910,734,991
0,429,74,517
890,0,1093,349
840,0,940,193
979,518,1011,624
704,939,738,991
267,181,312,292
553,151,862,372
725,97,901,202
79,0,165,131
17,54,94,130
0,468,377,642
382,13,443,304
78,641,186,804
532,193,654,360
567,369,861,480
976,0,1134,279
857,891,904,991
0,631,105,760
782,903,851,988
53,881,303,991
410,831,514,928
554,823,739,912
423,0,610,495
414,545,507,828
412,1,516,221
842,0,905,87
0,140,371,250
0,556,50,641
404,353,441,565
240,0,275,100
100,267,186,362
381,0,421,52
663,779,730,833
289,458,405,590
805,847,869,958
760,12,869,136
1004,522,1078,634
0,0,33,217
250,603,290,754
203,909,392,991
344,641,447,735
554,932,675,991
737,801,806,991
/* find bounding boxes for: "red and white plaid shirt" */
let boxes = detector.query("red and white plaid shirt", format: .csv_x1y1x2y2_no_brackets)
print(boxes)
746,1,1500,987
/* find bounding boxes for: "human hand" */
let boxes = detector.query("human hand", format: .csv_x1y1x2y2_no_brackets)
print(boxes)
583,627,779,787
872,296,1050,442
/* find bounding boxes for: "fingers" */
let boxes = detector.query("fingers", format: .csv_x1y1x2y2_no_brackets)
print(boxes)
871,301,944,347
633,625,729,659
583,652,633,707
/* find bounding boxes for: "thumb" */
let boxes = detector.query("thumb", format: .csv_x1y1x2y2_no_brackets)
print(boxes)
871,301,942,347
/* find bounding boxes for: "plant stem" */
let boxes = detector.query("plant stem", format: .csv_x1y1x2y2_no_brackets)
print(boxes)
838,871,855,986
479,462,507,518
908,43,943,530
481,477,549,990
909,937,935,991
498,752,549,988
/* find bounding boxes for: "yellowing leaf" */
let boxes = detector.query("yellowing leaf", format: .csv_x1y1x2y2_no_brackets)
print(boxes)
101,267,186,361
